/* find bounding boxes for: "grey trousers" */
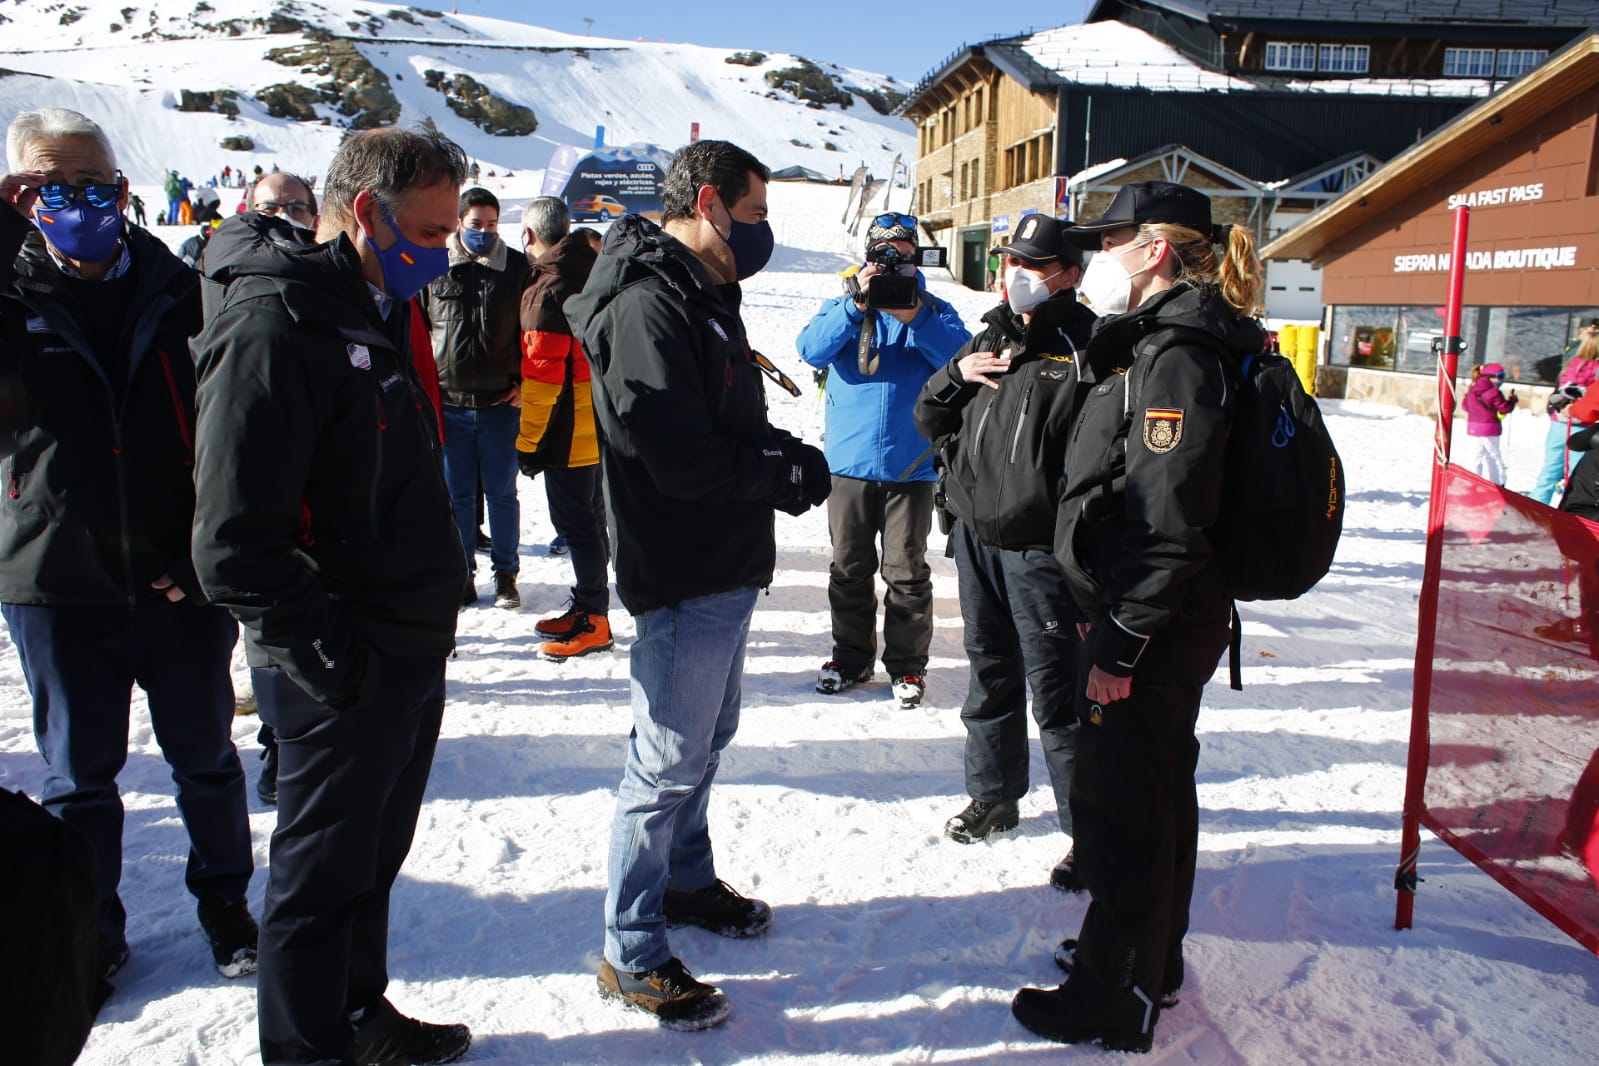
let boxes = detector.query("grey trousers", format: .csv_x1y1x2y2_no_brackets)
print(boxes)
825,476,935,677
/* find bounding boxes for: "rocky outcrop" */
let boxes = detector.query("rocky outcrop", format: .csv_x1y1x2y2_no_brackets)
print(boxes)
422,69,538,136
765,59,852,109
260,39,400,129
177,89,241,117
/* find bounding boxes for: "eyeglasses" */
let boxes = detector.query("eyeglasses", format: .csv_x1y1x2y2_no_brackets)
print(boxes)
37,173,123,211
255,200,316,222
871,213,918,232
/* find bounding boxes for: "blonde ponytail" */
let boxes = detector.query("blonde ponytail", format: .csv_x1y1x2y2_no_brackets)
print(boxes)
1137,220,1265,318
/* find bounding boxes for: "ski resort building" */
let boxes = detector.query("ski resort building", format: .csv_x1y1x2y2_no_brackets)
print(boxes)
896,0,1596,316
1262,35,1599,412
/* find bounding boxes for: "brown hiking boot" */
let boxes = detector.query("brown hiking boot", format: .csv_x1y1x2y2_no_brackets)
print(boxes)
597,957,731,1031
539,613,613,660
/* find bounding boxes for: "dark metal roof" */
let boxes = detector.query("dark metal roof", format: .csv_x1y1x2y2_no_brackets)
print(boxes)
1089,0,1598,28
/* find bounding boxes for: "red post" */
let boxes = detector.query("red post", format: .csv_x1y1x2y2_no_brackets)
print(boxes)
1396,205,1469,929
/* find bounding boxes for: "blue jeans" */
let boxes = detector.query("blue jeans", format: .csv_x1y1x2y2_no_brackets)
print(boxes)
603,586,758,972
1531,417,1592,507
441,402,520,574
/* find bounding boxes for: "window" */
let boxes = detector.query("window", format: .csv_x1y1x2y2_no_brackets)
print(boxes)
1444,48,1496,77
972,158,980,196
1265,41,1317,72
1318,44,1369,74
1496,49,1548,78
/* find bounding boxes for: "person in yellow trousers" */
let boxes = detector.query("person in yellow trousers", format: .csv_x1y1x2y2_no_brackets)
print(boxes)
516,196,613,659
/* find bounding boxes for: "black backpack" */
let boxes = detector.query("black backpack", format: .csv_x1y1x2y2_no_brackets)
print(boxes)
1133,328,1345,687
1218,348,1345,603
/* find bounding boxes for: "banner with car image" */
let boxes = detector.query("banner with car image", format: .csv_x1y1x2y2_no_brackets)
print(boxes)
541,143,671,222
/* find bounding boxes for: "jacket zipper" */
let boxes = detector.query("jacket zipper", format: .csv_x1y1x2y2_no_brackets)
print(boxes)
1008,383,1034,465
370,395,387,542
156,348,195,465
111,407,137,607
971,395,994,461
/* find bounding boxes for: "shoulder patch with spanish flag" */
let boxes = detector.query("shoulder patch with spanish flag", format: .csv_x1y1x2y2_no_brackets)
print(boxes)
1142,408,1184,453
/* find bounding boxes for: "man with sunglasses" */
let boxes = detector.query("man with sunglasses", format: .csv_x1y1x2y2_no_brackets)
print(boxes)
250,170,319,230
0,108,257,987
796,211,969,708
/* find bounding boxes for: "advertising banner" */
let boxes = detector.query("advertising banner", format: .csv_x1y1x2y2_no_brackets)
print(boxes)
541,143,671,221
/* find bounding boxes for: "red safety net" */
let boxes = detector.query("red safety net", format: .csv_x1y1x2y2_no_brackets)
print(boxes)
1418,466,1599,951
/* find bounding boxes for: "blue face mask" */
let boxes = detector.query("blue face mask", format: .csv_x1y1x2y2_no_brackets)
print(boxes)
34,200,123,265
726,219,774,281
374,202,449,303
461,227,496,256
709,194,774,281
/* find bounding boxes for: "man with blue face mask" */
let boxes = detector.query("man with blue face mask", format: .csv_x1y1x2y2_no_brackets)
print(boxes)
0,108,258,992
418,187,532,611
567,139,831,1031
190,120,472,1066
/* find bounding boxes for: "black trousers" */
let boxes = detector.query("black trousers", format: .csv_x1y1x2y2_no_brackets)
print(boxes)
825,477,934,676
544,463,610,614
951,520,1079,832
1067,616,1229,1013
254,655,446,1066
3,601,250,953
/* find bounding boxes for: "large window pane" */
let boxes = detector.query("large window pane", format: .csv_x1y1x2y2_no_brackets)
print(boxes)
1396,305,1446,375
1330,305,1397,368
1495,307,1586,383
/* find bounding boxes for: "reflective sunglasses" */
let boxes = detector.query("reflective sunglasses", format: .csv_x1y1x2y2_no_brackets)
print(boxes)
871,212,918,232
255,199,316,222
37,172,124,211
750,349,801,397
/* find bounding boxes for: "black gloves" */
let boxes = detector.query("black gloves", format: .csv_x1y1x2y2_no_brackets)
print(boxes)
516,447,545,479
770,434,831,515
1549,384,1585,415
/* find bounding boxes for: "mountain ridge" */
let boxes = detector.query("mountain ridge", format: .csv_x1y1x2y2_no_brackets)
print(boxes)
0,0,913,184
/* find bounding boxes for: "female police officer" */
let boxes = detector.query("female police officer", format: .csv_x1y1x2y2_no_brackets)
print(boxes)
1010,182,1266,1053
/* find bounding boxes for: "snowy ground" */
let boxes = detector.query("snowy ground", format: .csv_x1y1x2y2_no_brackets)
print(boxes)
1,182,1595,1064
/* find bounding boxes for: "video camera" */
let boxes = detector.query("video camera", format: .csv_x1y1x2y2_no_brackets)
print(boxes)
860,244,949,311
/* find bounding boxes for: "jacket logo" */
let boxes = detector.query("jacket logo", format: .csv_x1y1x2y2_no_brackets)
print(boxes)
1041,369,1066,380
1142,408,1184,453
347,343,372,370
1040,352,1074,363
24,314,51,334
709,319,729,342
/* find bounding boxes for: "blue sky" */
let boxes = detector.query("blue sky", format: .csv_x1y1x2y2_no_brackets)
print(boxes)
461,1,1094,84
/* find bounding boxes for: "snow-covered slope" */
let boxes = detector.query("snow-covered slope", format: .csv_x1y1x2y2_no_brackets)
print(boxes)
0,179,1593,1064
0,0,913,182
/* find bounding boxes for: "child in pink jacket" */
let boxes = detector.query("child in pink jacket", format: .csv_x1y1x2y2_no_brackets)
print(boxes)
1461,362,1518,484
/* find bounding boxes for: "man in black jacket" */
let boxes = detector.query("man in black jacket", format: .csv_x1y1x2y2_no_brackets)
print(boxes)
913,214,1096,887
190,121,471,1066
419,186,531,610
0,108,256,987
566,140,830,1031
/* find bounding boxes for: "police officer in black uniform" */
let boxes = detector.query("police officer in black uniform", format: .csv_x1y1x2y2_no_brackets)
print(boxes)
1011,183,1267,1053
913,214,1096,884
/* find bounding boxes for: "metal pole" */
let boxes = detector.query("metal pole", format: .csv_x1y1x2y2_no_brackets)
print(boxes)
1396,204,1469,930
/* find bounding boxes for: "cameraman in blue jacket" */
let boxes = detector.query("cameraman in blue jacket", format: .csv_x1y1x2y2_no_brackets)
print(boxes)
797,212,970,708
